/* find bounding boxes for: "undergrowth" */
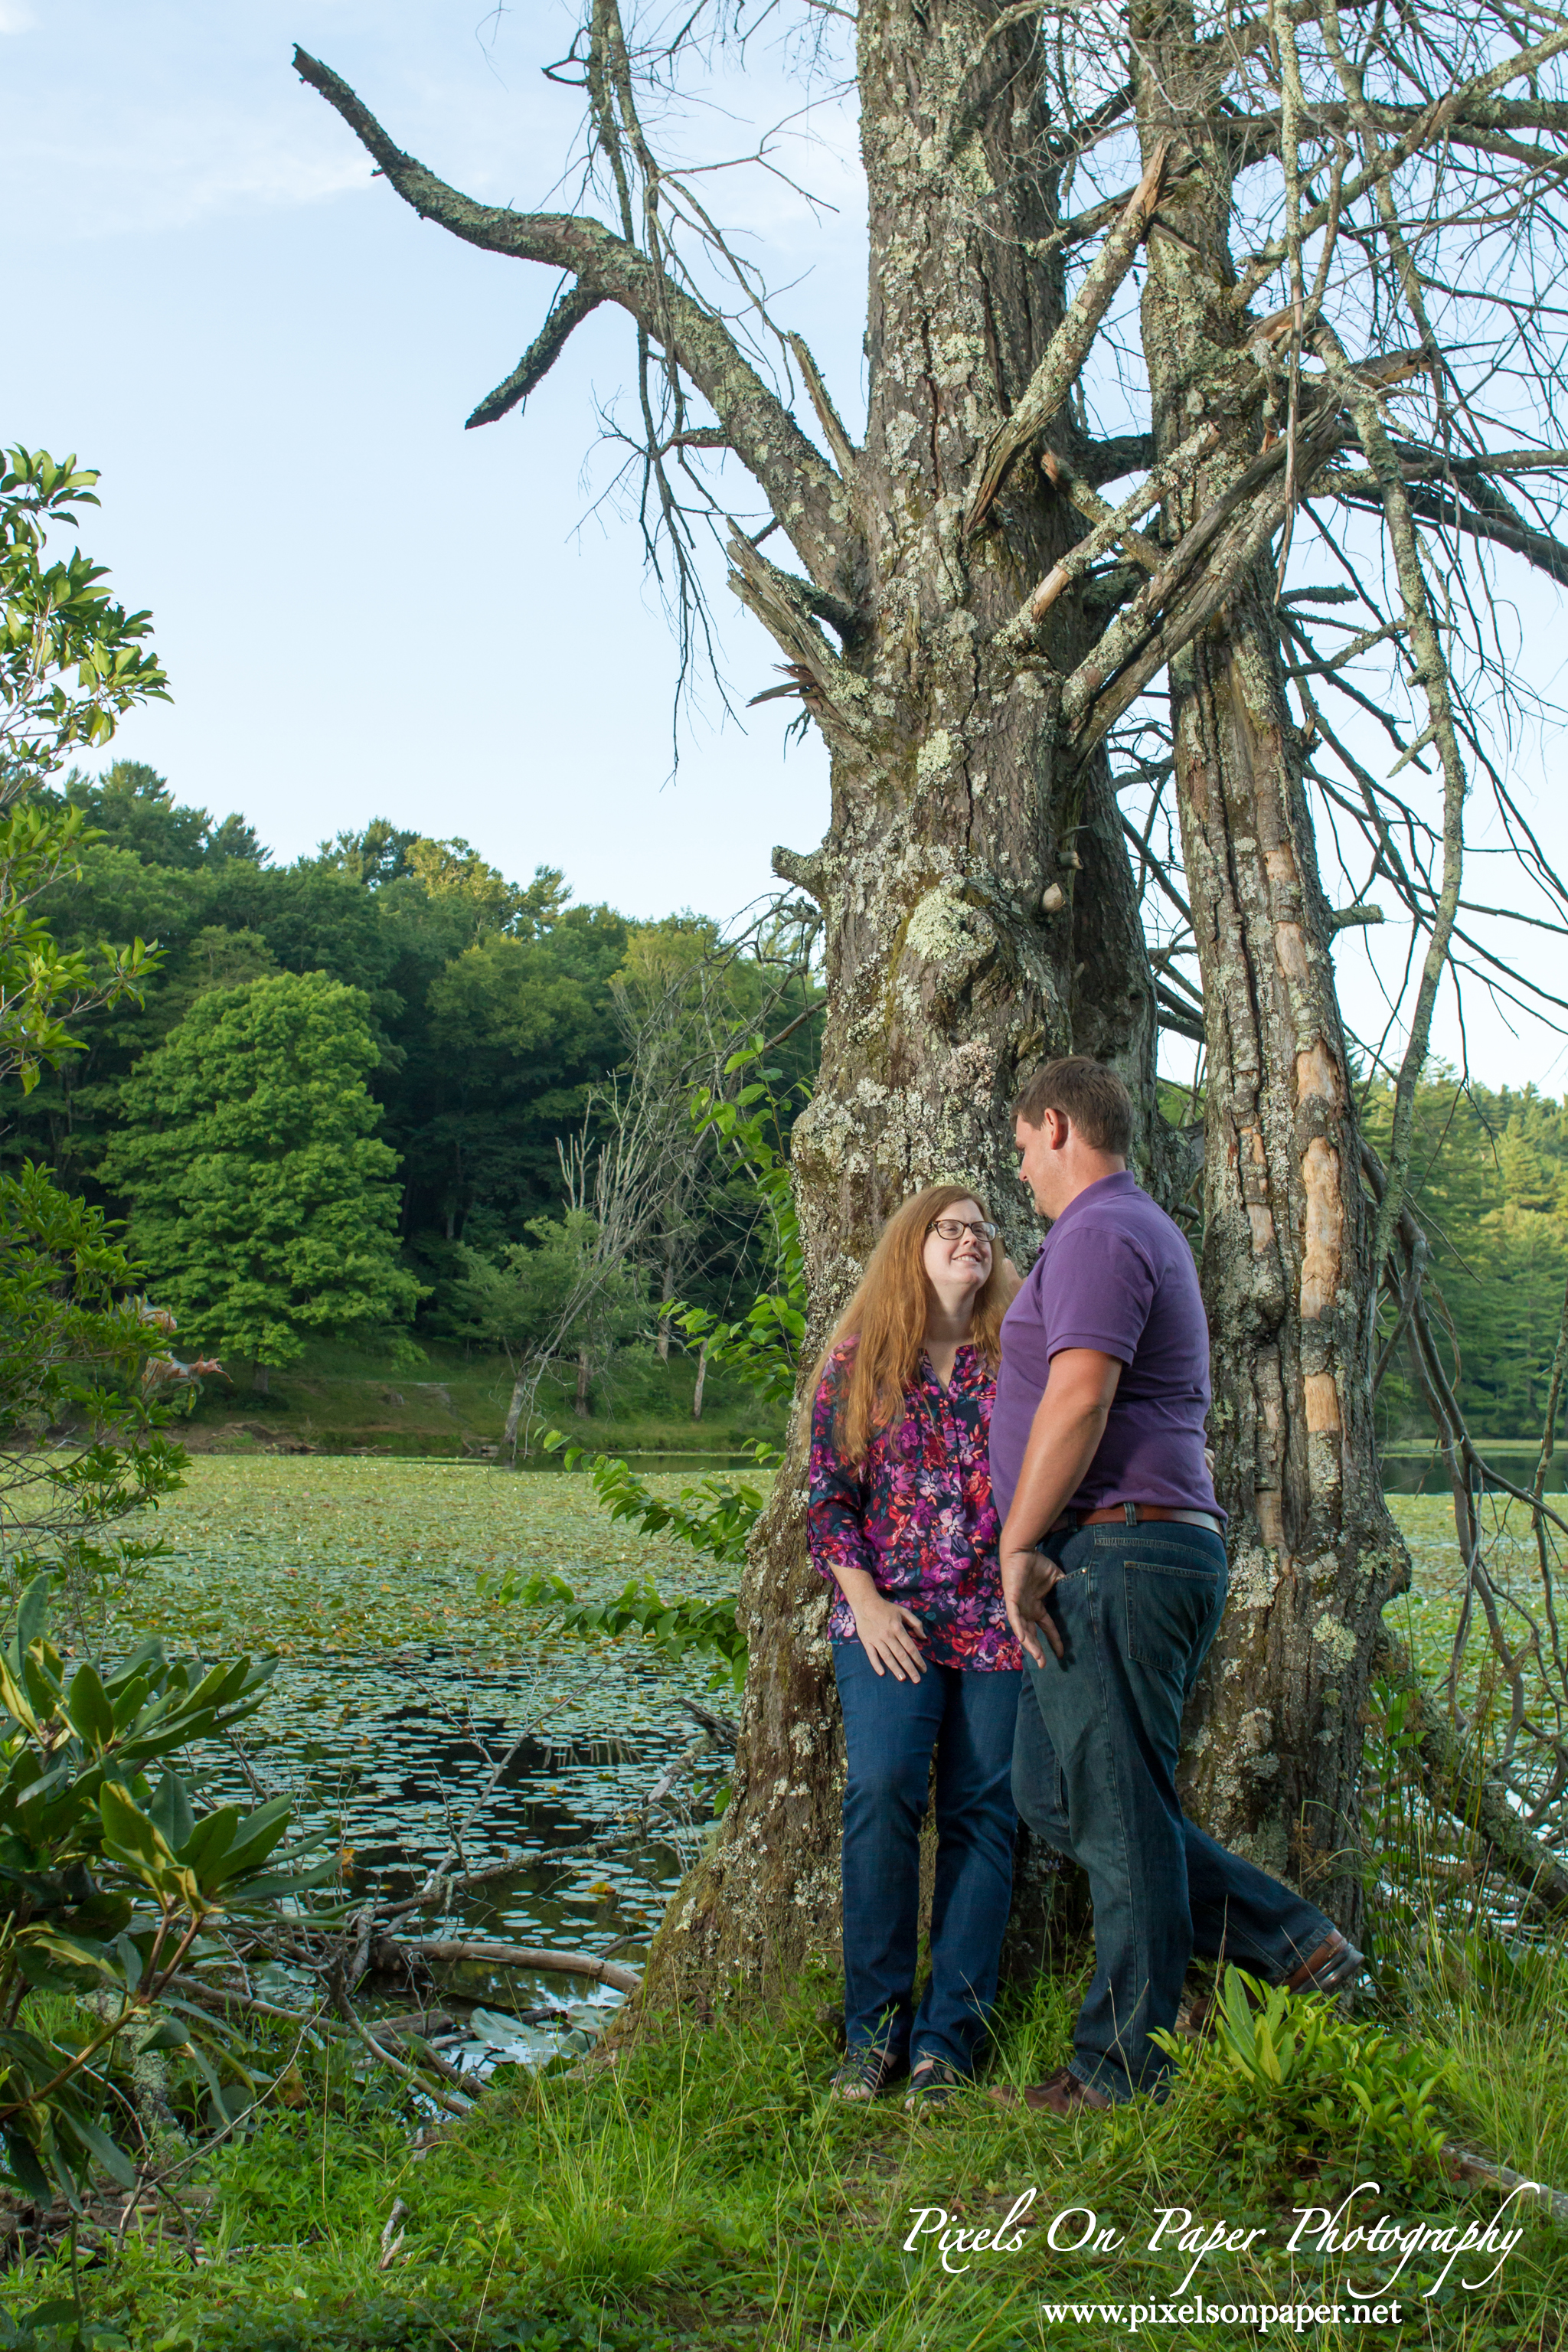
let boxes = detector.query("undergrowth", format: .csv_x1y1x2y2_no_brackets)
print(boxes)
2,1922,1563,2352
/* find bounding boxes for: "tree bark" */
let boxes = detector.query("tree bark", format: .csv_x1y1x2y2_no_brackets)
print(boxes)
501,1364,531,1464
690,1338,707,1424
641,0,1162,2004
251,1362,270,1399
1132,10,1406,1929
656,1246,675,1364
574,1348,591,1419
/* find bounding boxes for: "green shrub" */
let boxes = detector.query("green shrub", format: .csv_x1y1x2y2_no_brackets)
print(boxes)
0,1574,322,2207
1155,1965,1449,2179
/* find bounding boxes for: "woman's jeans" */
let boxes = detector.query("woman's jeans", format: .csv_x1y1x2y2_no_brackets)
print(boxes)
1011,1521,1338,2105
834,1643,1021,2075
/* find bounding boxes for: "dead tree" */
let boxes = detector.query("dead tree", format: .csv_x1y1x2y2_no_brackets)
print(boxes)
296,0,1568,1989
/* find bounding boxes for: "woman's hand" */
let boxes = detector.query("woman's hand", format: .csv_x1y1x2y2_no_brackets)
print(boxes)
851,1589,927,1678
829,1563,926,1677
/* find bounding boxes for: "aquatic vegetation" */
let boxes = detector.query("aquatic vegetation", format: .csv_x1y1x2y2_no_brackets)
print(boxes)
112,1462,738,1964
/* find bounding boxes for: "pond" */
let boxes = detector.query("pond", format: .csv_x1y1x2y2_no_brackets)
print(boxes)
1381,1442,1566,1494
111,1459,1547,2062
113,1459,740,2067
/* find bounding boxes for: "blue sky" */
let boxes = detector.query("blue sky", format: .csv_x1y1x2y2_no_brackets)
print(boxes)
5,0,1568,1083
0,1,861,919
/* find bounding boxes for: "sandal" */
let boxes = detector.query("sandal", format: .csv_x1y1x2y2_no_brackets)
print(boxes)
828,2046,904,2102
903,2056,968,2113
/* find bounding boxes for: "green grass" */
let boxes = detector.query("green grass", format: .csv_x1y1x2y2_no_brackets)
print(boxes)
11,1470,1565,2349
173,1338,782,1462
11,1949,1566,2351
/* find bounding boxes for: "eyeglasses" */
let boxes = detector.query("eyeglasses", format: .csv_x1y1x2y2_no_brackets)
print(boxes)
926,1217,998,1242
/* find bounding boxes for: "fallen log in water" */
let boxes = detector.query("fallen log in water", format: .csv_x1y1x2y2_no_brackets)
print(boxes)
407,1939,642,1993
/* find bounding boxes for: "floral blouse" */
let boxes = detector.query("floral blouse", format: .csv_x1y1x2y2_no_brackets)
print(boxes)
807,1341,1021,1672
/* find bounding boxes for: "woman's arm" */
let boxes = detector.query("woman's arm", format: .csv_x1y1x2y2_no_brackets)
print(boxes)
807,1361,929,1681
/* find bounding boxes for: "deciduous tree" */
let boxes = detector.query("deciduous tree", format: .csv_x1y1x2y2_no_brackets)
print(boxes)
103,969,420,1390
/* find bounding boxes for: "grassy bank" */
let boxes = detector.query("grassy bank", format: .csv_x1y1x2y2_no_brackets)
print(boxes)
18,1944,1568,2351
5,1466,1563,2349
172,1338,783,1462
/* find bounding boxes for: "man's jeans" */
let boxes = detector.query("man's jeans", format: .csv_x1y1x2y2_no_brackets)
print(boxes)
1011,1521,1337,2104
834,1645,1021,2075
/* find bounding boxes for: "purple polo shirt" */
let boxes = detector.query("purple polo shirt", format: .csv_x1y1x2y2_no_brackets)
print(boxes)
989,1171,1223,1523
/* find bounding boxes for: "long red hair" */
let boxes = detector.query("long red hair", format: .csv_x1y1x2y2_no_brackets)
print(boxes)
811,1182,1018,1465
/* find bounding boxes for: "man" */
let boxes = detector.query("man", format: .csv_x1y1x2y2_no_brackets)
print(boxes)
988,1056,1359,2113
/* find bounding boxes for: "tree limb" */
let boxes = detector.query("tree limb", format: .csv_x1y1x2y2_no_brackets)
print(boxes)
727,531,867,738
1324,477,1568,587
292,46,857,591
1070,432,1157,487
465,284,609,429
965,142,1171,535
1374,1631,1568,1924
1063,412,1349,741
1021,423,1221,626
1232,18,1568,307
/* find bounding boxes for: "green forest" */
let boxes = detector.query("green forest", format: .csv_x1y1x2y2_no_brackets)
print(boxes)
8,761,818,1442
1361,1076,1568,1443
10,753,1565,1449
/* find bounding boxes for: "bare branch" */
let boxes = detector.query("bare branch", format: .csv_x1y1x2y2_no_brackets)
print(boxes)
1019,423,1220,628
292,44,858,593
1324,472,1568,586
965,141,1171,536
465,283,608,429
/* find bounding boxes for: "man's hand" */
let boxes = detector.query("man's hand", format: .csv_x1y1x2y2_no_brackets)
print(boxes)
1001,1544,1065,1668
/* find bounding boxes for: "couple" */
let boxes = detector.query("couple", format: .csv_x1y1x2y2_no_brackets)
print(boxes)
807,1056,1361,2116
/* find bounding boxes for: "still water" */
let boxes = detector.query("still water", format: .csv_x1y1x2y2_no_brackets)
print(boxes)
1380,1445,1567,1494
198,1641,732,2071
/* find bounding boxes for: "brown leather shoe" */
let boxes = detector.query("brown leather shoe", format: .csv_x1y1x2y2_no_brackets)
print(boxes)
1184,1932,1365,2037
1283,1932,1364,1996
988,2066,1112,2115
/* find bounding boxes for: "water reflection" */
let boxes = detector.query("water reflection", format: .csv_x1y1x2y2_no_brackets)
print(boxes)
1380,1447,1566,1494
199,1642,730,2061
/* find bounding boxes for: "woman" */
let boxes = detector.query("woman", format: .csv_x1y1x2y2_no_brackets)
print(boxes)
807,1182,1021,2112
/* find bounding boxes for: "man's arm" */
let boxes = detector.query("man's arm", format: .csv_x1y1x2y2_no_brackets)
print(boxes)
999,1348,1123,1667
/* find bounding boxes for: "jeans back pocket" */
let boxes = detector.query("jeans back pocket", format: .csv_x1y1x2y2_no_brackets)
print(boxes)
1122,1550,1227,1674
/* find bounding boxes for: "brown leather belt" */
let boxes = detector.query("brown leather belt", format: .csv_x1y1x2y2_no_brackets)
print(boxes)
1050,1503,1223,1534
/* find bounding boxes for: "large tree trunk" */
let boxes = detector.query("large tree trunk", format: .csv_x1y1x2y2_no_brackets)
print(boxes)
1132,17,1405,1931
299,0,1568,2014
642,0,1159,2004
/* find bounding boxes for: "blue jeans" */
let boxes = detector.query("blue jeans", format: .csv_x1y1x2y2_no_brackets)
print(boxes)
1011,1521,1337,2104
834,1644,1021,2075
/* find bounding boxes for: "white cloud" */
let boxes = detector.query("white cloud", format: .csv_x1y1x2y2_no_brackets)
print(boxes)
0,112,371,240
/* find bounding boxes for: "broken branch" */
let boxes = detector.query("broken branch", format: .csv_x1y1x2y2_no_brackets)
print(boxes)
965,142,1171,536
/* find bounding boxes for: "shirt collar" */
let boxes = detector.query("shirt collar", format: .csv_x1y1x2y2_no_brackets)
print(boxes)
1046,1168,1138,1236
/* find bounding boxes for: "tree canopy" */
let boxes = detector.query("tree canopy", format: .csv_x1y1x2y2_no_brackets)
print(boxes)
100,970,421,1384
4,764,822,1360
